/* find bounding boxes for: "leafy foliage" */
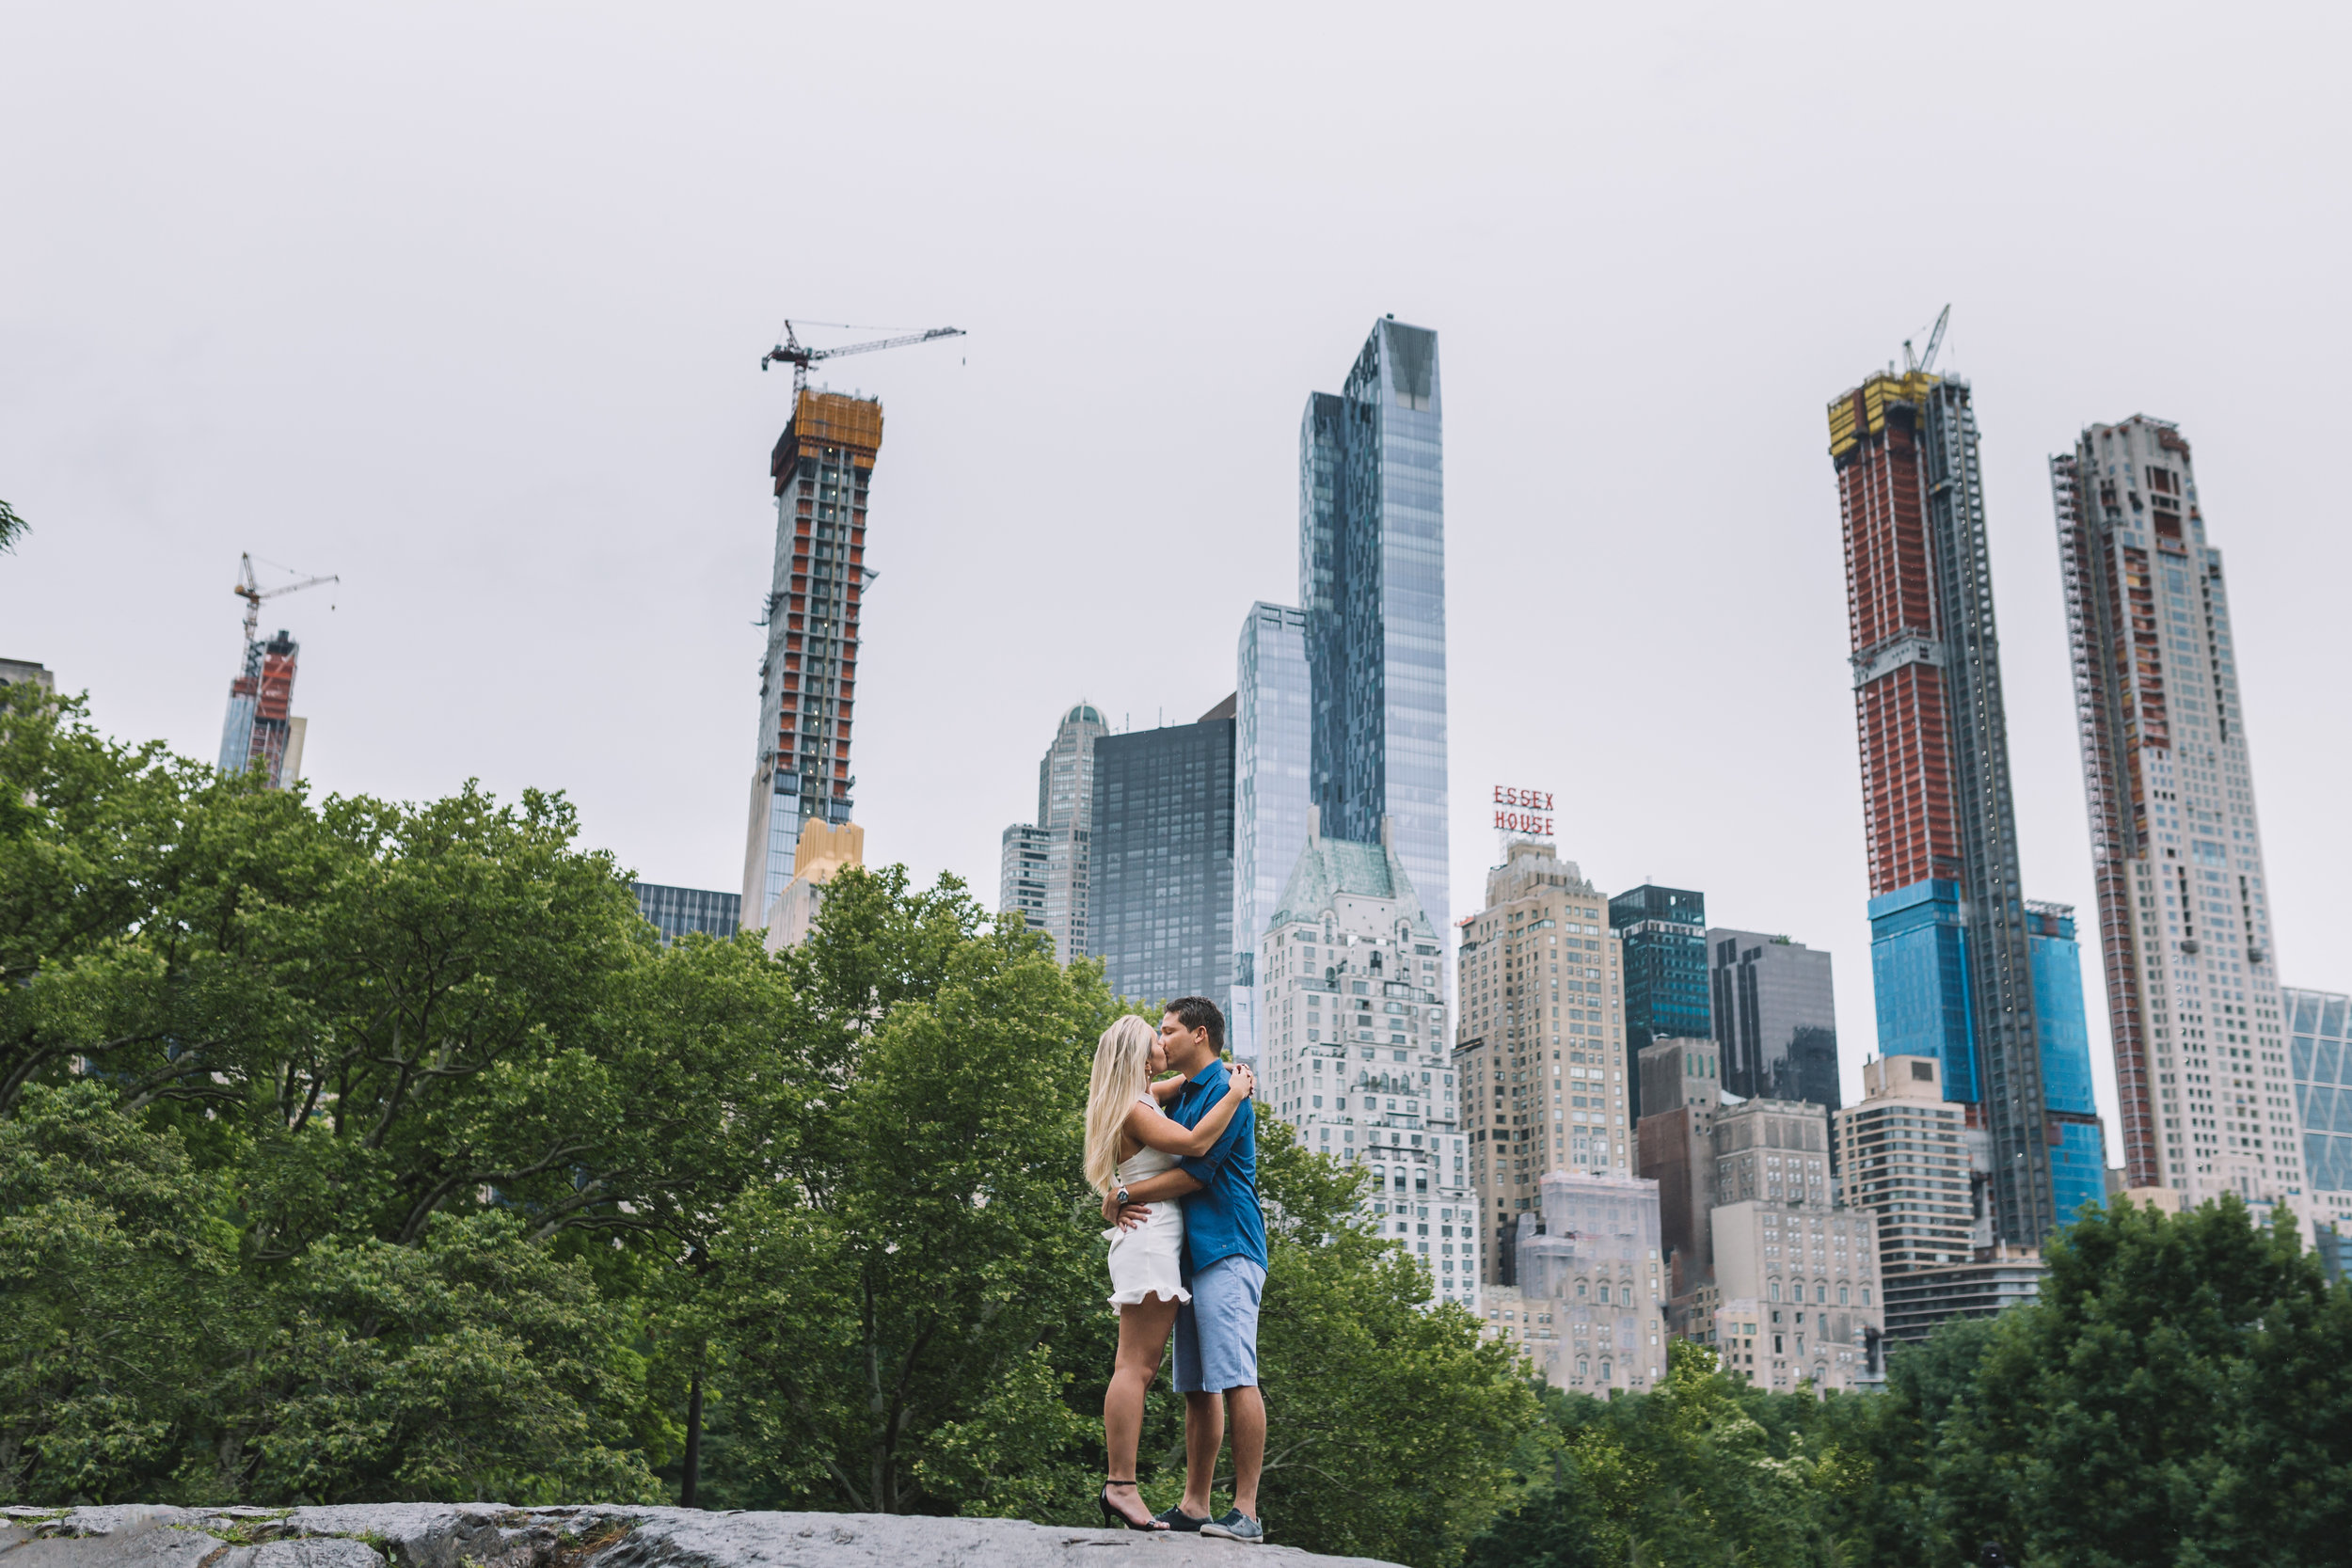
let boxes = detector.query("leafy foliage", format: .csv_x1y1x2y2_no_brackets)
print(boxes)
1470,1196,2352,1568
13,687,2349,1568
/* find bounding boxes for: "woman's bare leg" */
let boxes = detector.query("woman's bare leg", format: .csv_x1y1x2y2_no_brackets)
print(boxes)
1104,1295,1180,1524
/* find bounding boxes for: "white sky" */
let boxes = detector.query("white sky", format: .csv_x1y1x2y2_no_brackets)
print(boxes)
8,4,2349,1160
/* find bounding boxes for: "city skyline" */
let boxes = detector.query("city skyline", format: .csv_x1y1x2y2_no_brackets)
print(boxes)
11,8,2352,1174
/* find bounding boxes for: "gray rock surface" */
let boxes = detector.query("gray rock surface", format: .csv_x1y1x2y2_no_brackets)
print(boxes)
0,1507,1401,1568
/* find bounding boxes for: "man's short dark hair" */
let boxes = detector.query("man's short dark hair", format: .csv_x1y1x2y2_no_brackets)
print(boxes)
1165,996,1225,1053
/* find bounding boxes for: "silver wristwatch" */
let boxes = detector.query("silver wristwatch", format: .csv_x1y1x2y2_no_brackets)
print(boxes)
1115,1187,1132,1207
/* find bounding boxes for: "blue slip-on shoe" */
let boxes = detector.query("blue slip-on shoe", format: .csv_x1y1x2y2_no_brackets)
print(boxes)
1153,1505,1212,1533
1200,1510,1264,1544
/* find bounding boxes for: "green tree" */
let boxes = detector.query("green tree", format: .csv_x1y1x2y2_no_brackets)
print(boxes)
1925,1195,2352,1566
1470,1340,1859,1568
1250,1119,1542,1567
692,865,1117,1515
233,1210,660,1506
0,1081,235,1501
0,1084,660,1507
0,691,779,1503
0,498,25,555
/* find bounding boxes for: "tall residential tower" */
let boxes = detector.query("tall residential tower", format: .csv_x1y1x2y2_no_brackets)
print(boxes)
742,390,877,930
1829,358,2090,1246
2053,418,2301,1200
1300,318,1449,937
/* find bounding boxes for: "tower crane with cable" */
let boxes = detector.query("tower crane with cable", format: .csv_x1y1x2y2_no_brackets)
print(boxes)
234,551,338,648
759,320,966,393
1902,304,1952,374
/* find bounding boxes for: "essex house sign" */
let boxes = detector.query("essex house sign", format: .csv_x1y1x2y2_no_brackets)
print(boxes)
1492,784,1554,838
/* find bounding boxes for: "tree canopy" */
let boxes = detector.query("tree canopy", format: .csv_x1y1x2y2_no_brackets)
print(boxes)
8,683,2349,1566
0,687,1540,1565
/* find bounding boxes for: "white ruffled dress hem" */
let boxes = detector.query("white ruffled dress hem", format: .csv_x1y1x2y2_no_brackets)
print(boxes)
1105,1284,1192,1307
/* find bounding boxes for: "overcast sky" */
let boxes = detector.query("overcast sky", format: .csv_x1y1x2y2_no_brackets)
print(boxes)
8,4,2349,1159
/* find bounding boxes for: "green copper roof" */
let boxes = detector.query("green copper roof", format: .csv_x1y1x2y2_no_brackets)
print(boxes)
1269,832,1439,943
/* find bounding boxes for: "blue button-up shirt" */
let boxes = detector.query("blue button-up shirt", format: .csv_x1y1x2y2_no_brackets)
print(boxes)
1169,1059,1267,1277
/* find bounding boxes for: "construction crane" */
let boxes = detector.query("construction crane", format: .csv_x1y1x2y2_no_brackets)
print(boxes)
759,321,966,393
234,552,338,648
1902,305,1952,374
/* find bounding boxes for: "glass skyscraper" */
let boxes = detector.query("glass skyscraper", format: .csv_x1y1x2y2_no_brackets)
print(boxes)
1231,603,1312,1065
1299,318,1448,936
1610,884,1710,1121
2026,901,2106,1220
1086,701,1236,1013
1708,929,1839,1112
2281,988,2352,1200
1866,881,1978,1102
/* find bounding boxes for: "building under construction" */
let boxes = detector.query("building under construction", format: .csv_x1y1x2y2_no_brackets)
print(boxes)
218,628,307,788
1827,347,2102,1247
2052,417,2302,1207
740,389,879,928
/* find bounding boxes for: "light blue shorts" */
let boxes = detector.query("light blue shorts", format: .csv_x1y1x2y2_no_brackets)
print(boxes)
1173,1255,1264,1393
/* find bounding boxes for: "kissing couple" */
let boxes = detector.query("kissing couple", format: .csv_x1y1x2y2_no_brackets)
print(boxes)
1082,998,1267,1544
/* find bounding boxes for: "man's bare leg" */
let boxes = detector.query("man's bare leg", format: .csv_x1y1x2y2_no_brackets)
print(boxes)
1226,1385,1265,1519
1182,1389,1223,1518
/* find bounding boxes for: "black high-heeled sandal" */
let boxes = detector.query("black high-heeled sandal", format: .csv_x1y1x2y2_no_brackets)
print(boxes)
1099,1480,1166,1530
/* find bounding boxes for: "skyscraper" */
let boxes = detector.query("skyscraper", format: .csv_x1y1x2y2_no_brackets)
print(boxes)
1299,318,1448,936
1611,884,1710,1121
1708,929,1838,1112
2053,417,2302,1201
998,704,1107,963
1255,814,1467,1305
1830,361,2054,1244
2026,901,2106,1219
742,390,877,931
1456,842,1628,1261
1231,603,1312,1065
218,628,308,789
2280,988,2352,1215
1086,701,1236,1010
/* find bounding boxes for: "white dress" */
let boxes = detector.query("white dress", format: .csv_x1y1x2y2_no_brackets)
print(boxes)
1104,1096,1189,1307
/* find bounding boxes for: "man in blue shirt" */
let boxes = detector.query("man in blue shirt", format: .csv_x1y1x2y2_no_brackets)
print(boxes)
1104,996,1267,1543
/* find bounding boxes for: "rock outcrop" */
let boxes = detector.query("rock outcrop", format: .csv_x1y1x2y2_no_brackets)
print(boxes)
0,1504,1405,1568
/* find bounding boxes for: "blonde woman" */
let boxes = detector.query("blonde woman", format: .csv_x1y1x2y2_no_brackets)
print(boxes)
1083,1013,1254,1530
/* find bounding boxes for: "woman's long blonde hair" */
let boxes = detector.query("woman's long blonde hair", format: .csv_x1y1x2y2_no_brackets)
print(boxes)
1084,1015,1158,1196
